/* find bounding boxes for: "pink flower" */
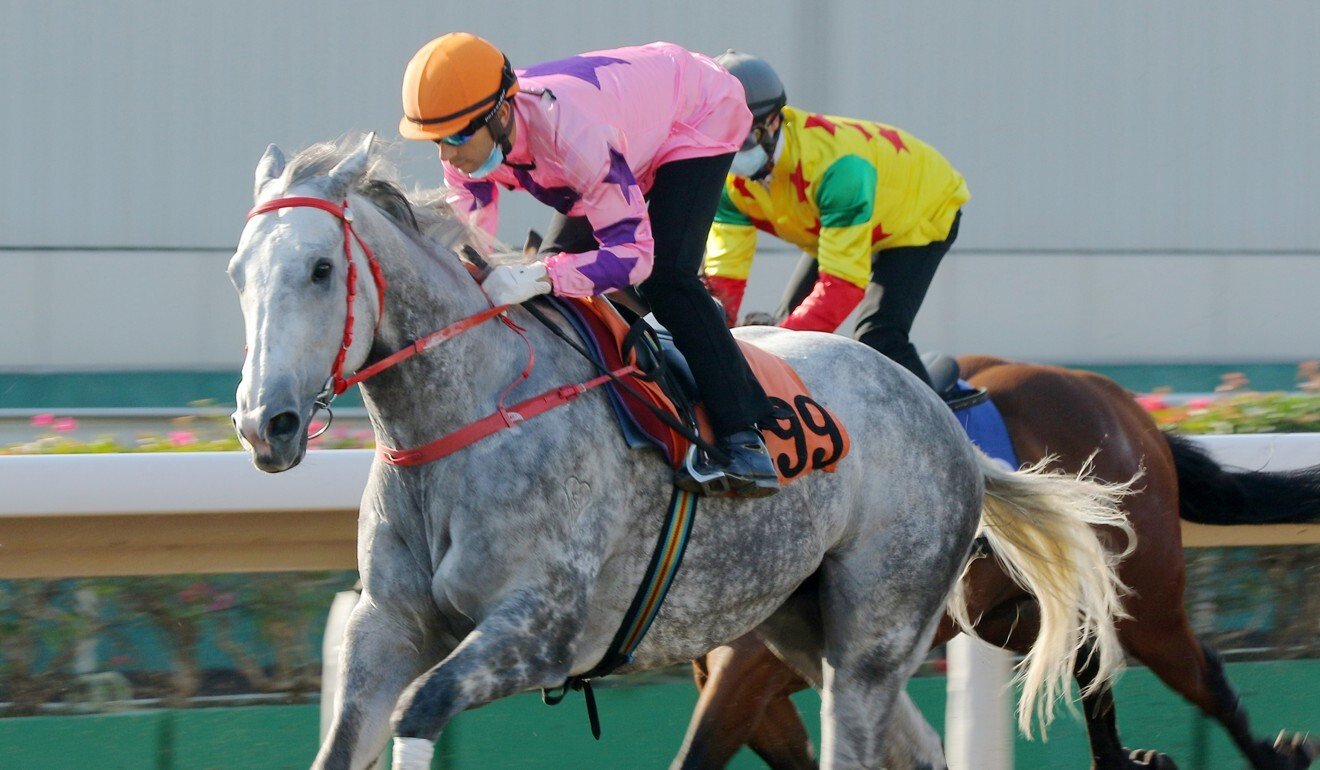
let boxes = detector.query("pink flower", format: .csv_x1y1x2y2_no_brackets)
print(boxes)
1135,394,1168,412
30,413,55,427
168,430,197,447
1186,397,1213,410
1216,372,1249,392
52,418,78,433
177,582,213,603
208,592,237,612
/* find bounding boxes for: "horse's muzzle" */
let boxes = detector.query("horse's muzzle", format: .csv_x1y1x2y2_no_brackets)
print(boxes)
233,401,308,472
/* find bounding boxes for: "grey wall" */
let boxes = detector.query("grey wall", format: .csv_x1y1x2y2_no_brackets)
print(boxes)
2,0,1316,369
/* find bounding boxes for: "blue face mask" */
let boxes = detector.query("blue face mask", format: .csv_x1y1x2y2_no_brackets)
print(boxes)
729,145,769,178
465,143,504,179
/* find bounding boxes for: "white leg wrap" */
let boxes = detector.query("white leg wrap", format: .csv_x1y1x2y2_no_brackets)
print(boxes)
392,736,434,769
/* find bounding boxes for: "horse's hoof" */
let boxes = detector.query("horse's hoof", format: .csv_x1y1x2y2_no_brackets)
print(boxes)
1256,731,1317,769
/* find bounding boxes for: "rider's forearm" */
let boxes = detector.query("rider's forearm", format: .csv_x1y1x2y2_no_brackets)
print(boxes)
779,272,864,333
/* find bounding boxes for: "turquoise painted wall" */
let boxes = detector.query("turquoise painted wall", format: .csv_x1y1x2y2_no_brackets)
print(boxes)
1,661,1315,769
0,362,1309,409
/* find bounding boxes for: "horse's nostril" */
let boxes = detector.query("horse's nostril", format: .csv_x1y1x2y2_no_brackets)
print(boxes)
266,411,302,440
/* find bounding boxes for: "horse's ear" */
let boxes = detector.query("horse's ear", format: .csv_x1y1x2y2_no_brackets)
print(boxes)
254,144,286,201
325,132,376,200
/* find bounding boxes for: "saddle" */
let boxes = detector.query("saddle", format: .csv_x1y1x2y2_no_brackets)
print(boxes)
549,296,850,486
920,352,1019,471
922,352,990,411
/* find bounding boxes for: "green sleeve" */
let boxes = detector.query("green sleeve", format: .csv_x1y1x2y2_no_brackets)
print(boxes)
817,155,876,228
713,184,753,226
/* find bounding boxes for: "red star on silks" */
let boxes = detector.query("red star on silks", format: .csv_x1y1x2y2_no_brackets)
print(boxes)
732,177,753,198
804,114,837,134
789,162,810,202
871,221,891,243
749,215,775,234
806,222,821,237
846,121,874,141
876,126,907,153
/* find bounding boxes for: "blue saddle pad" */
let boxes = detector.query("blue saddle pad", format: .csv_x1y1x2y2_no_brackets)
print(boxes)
547,297,657,453
951,381,1019,469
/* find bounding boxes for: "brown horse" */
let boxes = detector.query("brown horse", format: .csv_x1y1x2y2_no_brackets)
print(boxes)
674,355,1320,770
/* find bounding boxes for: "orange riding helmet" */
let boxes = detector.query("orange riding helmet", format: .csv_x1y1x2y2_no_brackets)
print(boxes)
400,33,519,141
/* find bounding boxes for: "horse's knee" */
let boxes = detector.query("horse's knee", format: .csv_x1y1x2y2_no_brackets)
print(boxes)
391,673,456,739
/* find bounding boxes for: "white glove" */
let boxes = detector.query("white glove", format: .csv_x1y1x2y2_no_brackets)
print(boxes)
482,262,552,306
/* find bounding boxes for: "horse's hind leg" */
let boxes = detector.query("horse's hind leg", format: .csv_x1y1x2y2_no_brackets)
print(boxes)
1128,623,1317,769
675,636,815,770
970,594,1172,770
816,548,964,769
1118,567,1317,770
880,691,947,770
1195,641,1318,769
1069,638,1179,770
750,691,820,770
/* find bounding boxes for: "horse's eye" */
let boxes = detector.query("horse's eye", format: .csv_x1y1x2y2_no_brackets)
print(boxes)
312,260,334,283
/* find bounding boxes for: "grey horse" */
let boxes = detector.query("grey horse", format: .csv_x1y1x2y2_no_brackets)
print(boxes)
230,135,1134,770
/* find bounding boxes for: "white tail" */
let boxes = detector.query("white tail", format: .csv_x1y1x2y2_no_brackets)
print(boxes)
947,451,1137,738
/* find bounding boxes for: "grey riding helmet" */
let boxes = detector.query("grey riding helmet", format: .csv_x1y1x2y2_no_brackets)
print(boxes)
716,50,786,177
715,50,786,121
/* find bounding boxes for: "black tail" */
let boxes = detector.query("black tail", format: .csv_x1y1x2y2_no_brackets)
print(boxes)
1166,432,1320,524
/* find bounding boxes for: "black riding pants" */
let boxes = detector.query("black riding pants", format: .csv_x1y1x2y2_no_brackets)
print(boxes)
776,212,961,387
541,153,773,437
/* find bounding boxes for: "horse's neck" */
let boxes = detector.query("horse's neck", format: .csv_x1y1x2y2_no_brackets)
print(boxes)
353,214,560,449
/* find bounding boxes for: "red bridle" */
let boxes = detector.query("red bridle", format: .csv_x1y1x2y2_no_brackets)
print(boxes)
243,194,632,465
247,196,394,402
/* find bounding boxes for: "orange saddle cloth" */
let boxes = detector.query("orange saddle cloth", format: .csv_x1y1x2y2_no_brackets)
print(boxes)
552,296,851,486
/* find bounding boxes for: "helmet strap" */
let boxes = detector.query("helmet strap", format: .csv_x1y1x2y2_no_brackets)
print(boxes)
487,57,518,158
486,97,515,158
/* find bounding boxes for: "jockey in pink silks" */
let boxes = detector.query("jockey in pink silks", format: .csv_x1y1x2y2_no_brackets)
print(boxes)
400,34,779,497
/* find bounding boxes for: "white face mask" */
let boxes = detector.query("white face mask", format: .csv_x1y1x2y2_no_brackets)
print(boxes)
464,143,504,179
729,145,769,178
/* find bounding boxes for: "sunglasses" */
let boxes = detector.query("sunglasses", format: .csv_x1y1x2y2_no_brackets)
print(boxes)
436,92,508,148
437,120,483,147
741,121,773,151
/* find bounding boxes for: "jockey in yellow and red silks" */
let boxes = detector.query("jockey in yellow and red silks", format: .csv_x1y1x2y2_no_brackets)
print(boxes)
704,51,969,389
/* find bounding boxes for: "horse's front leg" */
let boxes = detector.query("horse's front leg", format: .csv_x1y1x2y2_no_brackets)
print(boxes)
312,590,441,770
388,584,587,769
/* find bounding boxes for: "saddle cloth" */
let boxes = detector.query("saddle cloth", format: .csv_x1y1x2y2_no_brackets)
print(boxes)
921,352,1018,469
952,379,1019,470
550,296,851,486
